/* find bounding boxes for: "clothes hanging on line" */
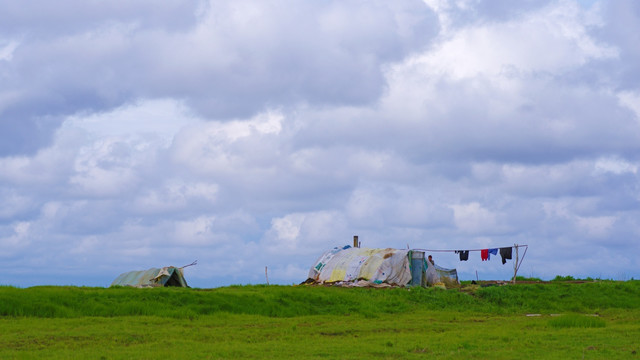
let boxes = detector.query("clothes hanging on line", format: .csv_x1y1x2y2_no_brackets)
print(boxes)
415,245,527,267
500,247,512,264
455,250,469,261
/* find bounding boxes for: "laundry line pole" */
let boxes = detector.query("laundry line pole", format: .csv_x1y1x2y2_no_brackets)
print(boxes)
511,244,529,284
513,244,519,284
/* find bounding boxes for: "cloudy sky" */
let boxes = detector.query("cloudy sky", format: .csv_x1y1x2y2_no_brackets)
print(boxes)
1,0,639,287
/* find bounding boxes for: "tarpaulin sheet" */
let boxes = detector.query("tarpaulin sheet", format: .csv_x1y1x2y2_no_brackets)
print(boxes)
111,266,188,287
308,247,412,286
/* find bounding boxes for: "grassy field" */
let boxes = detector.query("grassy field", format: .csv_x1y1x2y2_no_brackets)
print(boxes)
1,281,639,359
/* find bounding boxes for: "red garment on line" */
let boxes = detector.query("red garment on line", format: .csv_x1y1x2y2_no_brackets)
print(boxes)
481,249,489,261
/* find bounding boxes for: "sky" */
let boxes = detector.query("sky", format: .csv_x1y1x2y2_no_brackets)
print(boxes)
1,0,639,288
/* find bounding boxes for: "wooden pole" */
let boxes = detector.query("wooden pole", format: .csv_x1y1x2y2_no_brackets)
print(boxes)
353,235,359,248
265,266,269,285
512,244,519,284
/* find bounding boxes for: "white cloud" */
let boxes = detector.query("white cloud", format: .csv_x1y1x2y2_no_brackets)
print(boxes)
450,202,499,234
0,139,77,186
1,0,438,158
270,214,303,248
68,138,145,197
133,181,219,213
346,186,388,224
0,190,33,219
0,38,19,61
64,98,198,142
594,157,638,175
70,236,99,255
575,215,616,238
263,211,347,255
398,0,617,82
617,91,640,123
2,0,640,286
0,221,31,257
173,215,218,246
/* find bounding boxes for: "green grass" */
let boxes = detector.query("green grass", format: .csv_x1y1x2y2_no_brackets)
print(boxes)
514,275,543,281
548,314,606,328
1,310,638,359
2,281,639,318
1,281,639,359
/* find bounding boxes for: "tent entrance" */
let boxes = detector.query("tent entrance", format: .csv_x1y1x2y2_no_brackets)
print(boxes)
163,268,188,287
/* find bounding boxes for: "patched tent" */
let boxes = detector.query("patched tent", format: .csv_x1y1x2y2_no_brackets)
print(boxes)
111,266,189,288
306,245,458,287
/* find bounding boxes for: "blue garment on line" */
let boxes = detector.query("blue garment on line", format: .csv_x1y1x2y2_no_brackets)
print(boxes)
488,248,498,260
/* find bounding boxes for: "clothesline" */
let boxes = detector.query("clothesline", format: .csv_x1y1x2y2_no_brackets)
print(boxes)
413,244,529,283
413,244,528,253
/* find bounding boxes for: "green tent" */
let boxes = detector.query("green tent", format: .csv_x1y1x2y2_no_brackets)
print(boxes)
111,266,189,288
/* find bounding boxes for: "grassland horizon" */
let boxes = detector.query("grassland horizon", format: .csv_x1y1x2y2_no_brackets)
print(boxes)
1,280,639,359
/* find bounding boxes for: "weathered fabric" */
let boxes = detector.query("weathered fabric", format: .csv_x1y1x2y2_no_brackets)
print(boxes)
308,247,412,286
433,264,458,283
111,266,188,287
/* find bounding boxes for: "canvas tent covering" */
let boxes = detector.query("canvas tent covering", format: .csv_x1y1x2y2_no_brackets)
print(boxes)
111,266,189,288
307,246,458,287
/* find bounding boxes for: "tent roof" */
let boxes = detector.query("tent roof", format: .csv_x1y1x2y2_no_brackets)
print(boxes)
111,266,189,288
307,246,412,286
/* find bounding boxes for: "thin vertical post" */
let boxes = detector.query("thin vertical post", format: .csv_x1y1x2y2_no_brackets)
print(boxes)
353,235,359,248
265,266,269,285
512,244,519,284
